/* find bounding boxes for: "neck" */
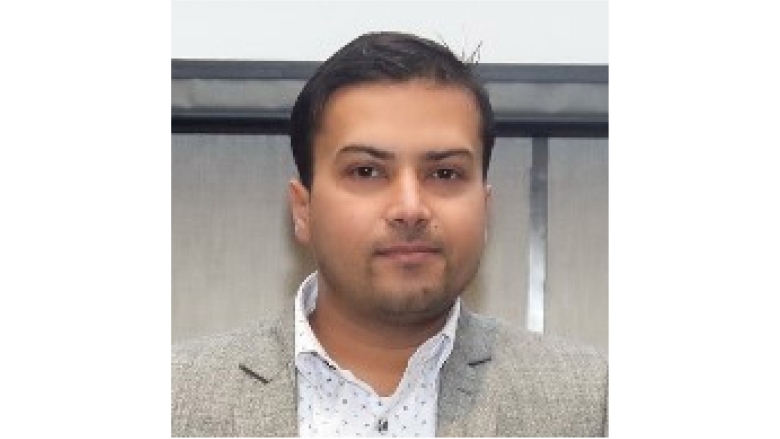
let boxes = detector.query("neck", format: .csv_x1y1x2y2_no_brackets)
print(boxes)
308,289,453,397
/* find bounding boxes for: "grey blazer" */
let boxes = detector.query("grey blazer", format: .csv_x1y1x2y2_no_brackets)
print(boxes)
172,307,608,437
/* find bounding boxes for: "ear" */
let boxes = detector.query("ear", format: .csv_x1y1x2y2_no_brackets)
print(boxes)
288,179,311,244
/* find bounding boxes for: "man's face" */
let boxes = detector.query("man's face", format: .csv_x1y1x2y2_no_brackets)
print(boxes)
289,80,490,326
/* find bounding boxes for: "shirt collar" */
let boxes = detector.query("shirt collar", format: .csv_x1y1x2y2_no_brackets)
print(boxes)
293,272,461,360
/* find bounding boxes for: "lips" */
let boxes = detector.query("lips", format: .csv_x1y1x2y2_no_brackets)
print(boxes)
374,243,442,263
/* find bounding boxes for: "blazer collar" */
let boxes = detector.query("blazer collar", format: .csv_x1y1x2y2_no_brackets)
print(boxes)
437,307,497,436
238,305,295,380
234,305,298,437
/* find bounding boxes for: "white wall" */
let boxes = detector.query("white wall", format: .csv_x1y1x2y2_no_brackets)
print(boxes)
172,0,607,64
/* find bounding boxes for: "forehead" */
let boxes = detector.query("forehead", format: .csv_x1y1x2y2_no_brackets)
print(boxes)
314,80,482,157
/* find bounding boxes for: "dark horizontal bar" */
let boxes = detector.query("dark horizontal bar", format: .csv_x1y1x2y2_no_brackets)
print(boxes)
171,111,607,138
172,114,289,134
172,60,321,81
496,120,608,138
172,59,607,84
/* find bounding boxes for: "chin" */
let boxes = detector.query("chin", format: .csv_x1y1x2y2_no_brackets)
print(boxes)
368,284,456,323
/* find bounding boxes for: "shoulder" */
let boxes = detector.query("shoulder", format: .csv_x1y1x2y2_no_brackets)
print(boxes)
172,320,276,367
172,321,271,377
171,321,273,402
171,318,289,436
501,319,605,370
171,316,288,401
460,311,608,436
459,310,607,407
463,310,607,373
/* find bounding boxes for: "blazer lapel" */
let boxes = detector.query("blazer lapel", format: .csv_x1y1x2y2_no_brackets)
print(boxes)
437,309,497,437
234,308,298,437
228,305,498,436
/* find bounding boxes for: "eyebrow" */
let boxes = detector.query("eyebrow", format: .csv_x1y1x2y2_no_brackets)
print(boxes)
336,144,475,162
336,144,395,160
423,149,475,162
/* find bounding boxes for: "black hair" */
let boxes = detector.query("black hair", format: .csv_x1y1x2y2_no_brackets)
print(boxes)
289,31,495,190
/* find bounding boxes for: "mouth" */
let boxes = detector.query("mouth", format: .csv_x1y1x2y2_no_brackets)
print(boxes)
374,243,442,264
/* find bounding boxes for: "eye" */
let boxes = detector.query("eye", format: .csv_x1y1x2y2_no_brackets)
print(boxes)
351,166,382,178
431,168,460,180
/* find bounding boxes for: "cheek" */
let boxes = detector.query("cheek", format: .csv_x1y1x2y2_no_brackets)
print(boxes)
437,200,488,254
453,219,486,254
309,195,376,252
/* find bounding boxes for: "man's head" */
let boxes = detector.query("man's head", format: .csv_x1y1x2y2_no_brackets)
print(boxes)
288,32,494,327
290,31,495,190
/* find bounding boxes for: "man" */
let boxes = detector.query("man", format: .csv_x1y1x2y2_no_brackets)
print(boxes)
172,31,607,437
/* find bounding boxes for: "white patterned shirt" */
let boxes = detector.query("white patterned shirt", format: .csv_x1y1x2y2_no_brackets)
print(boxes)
294,272,460,437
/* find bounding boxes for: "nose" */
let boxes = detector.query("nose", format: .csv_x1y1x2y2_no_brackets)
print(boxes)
386,169,431,232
